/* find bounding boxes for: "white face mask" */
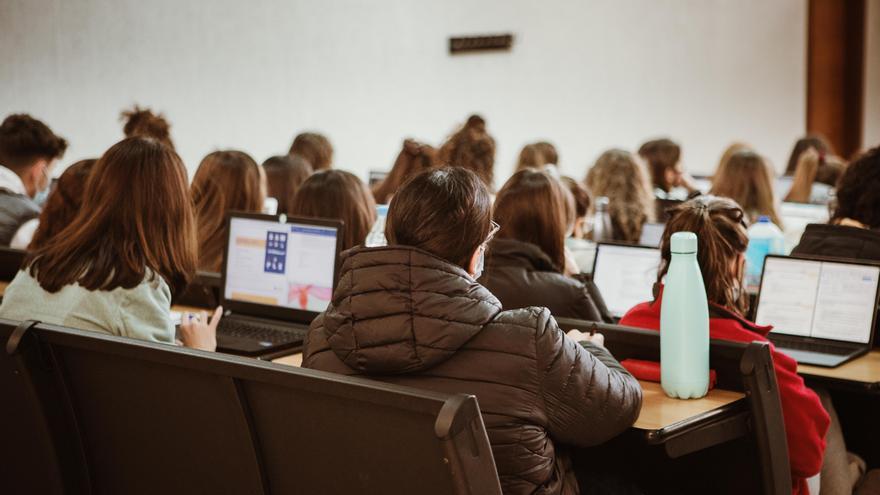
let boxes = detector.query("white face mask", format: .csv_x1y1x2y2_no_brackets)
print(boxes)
32,165,51,205
472,246,486,280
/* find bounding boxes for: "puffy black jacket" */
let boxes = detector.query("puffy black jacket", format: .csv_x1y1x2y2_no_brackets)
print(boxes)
0,189,40,247
479,238,612,322
792,223,880,262
303,246,642,495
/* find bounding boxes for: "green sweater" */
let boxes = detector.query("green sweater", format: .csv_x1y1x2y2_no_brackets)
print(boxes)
0,269,175,344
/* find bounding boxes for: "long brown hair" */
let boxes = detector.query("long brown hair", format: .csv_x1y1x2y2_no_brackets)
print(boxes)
585,149,655,242
26,137,197,295
120,105,174,150
289,132,333,170
785,134,832,175
710,150,782,227
291,170,377,251
192,150,264,271
386,167,491,270
714,142,752,182
29,159,97,249
494,169,570,270
372,139,436,204
658,195,750,316
437,115,496,189
262,155,313,215
638,138,681,192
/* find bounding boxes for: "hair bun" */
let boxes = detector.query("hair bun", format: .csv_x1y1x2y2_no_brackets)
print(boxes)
121,105,171,141
465,114,486,131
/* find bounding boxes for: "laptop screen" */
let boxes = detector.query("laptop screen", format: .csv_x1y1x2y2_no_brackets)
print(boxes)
593,243,661,318
223,214,340,314
755,256,880,344
638,223,665,248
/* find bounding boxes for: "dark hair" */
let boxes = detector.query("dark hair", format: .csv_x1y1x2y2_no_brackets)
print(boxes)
494,169,569,270
560,176,591,218
372,139,436,204
386,167,491,270
29,159,97,249
262,155,313,215
291,170,376,251
785,134,833,175
289,132,333,170
192,150,264,271
437,115,496,189
638,138,681,192
0,114,68,171
121,105,174,149
833,146,880,228
658,195,750,316
26,138,197,295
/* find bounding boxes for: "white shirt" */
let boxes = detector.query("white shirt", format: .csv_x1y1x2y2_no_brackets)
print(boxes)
0,164,40,249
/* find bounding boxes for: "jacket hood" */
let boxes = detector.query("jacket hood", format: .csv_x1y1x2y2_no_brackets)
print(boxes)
485,237,561,273
320,245,503,374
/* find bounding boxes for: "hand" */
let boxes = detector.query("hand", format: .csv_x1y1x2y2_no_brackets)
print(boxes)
567,329,605,348
179,306,222,351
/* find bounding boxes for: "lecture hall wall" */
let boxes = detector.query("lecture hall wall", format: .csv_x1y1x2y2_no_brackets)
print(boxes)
1,0,875,187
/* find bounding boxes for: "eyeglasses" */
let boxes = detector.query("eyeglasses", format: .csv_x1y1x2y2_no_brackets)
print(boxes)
485,221,500,244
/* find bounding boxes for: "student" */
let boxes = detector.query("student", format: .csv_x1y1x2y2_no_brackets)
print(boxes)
784,148,847,205
303,167,641,495
710,149,783,227
262,155,313,215
619,195,829,495
291,169,376,251
561,176,591,240
0,114,68,248
0,137,219,350
584,148,655,242
534,141,559,166
28,159,96,249
713,142,753,182
793,146,880,261
480,169,610,321
371,139,436,204
437,114,495,189
289,132,333,170
121,105,175,149
638,138,698,200
785,134,833,176
192,150,264,272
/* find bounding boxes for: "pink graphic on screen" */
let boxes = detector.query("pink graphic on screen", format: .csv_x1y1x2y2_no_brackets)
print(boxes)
288,284,333,310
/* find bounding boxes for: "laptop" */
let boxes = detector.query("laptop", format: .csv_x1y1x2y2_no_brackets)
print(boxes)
638,223,666,248
214,212,343,357
592,243,662,319
780,202,831,254
755,255,880,367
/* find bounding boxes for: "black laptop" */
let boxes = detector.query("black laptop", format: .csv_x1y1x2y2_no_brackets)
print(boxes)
213,211,343,357
755,255,880,367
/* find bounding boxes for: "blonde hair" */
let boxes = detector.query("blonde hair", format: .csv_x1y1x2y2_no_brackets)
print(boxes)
585,149,655,242
714,142,752,182
710,150,782,227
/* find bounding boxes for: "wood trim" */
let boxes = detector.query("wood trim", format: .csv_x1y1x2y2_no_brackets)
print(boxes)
807,0,866,159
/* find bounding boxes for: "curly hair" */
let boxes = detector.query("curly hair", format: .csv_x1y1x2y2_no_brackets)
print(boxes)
585,149,655,242
120,105,174,150
437,114,496,189
833,146,880,228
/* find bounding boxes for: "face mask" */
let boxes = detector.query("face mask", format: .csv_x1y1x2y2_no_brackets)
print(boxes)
472,246,486,280
32,166,52,206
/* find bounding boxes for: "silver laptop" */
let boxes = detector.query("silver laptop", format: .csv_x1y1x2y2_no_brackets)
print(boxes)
755,255,880,367
592,243,661,319
215,212,343,356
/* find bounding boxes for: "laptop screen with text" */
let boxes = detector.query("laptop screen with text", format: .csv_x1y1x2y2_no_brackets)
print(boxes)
224,215,339,313
593,244,661,318
755,256,880,344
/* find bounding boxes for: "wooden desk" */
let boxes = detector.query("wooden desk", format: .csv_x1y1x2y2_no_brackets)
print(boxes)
798,350,880,392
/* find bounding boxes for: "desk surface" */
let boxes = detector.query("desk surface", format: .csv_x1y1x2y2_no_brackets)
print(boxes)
798,350,880,385
271,353,745,432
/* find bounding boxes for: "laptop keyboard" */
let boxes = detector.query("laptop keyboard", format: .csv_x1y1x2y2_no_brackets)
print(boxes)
217,319,307,345
773,339,854,356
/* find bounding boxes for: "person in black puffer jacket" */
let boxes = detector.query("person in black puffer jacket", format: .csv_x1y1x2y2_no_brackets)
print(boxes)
304,167,642,495
480,169,612,323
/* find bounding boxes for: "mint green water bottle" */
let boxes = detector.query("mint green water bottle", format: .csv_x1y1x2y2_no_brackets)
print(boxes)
661,232,710,399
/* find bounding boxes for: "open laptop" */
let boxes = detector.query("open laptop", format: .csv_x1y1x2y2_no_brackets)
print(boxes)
592,243,662,319
214,212,343,356
755,255,880,367
780,202,831,254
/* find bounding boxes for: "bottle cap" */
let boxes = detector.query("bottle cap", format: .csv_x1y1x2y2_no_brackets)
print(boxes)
377,204,389,215
670,231,698,254
757,215,770,223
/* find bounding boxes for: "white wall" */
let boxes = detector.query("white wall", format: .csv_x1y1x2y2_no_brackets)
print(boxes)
864,0,880,150
0,0,806,187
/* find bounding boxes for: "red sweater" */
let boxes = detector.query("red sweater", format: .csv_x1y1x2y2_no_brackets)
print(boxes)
620,290,829,495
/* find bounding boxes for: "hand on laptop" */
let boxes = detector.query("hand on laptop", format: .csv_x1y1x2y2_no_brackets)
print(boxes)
180,306,222,352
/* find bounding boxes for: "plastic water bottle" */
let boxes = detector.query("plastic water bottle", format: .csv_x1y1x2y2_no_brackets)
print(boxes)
661,231,710,399
592,197,613,242
365,204,389,247
745,216,784,289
